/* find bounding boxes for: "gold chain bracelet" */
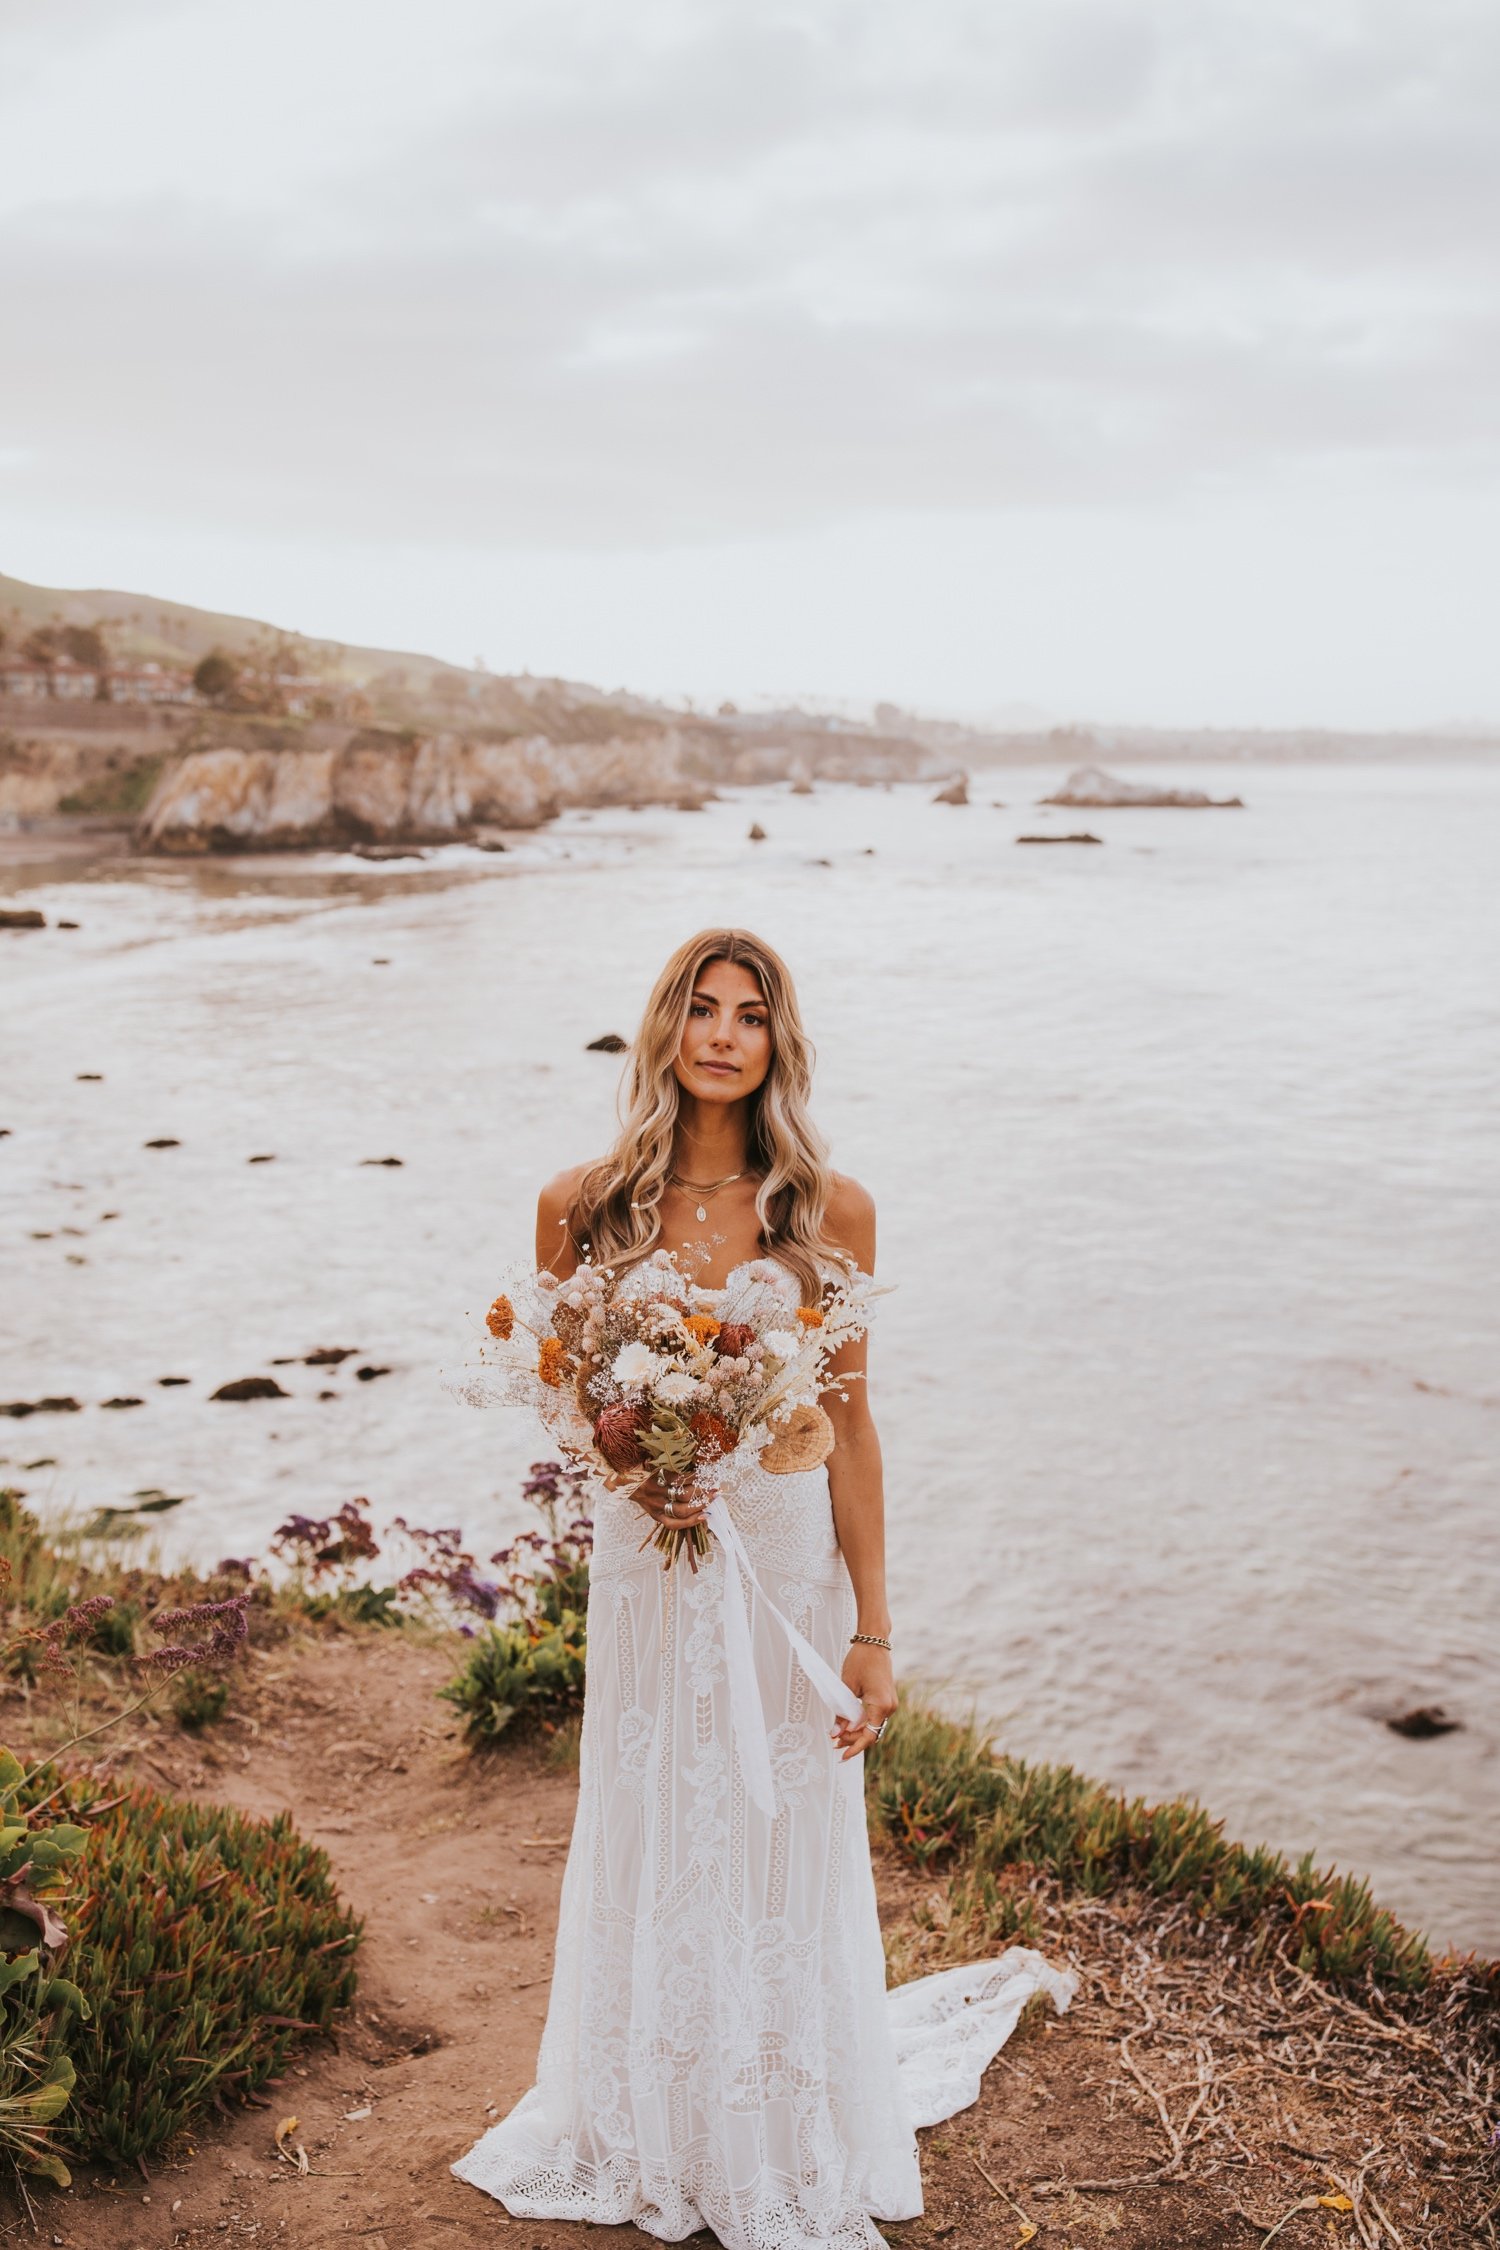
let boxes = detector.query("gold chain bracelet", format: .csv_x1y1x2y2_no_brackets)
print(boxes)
849,1632,891,1649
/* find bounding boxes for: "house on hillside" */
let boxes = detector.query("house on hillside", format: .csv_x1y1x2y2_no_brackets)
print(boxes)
103,662,195,705
0,655,195,704
0,659,53,698
0,657,98,699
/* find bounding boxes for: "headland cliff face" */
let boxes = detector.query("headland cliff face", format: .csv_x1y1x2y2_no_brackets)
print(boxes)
133,726,706,851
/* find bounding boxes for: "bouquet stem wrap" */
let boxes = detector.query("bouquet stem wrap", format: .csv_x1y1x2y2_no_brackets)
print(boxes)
705,1493,864,1815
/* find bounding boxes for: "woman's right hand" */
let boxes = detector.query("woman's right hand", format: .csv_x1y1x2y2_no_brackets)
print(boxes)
629,1473,710,1529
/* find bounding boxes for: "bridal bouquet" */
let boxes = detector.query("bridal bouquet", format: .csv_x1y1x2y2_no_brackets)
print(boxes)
448,1250,876,1570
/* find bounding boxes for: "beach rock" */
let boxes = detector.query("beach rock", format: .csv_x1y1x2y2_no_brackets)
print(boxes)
931,776,969,806
77,1072,103,1081
1016,832,1103,846
304,1346,358,1365
0,908,45,929
351,843,427,862
210,1376,290,1402
586,1033,628,1052
247,1153,276,1163
748,822,767,841
1043,765,1244,809
158,1376,191,1386
100,1397,144,1410
1,1397,82,1418
1385,1705,1461,1739
789,777,814,796
144,1136,181,1148
356,1365,392,1382
360,1155,404,1167
57,919,79,930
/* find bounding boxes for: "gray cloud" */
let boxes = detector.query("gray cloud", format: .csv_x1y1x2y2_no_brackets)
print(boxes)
1,0,1497,554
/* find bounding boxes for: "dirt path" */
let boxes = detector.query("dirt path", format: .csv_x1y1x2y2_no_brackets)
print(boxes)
20,1635,1260,2248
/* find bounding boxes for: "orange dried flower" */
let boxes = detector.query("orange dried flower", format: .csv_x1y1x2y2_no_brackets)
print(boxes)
689,1410,739,1461
486,1294,515,1340
537,1337,574,1388
683,1313,721,1345
795,1305,824,1328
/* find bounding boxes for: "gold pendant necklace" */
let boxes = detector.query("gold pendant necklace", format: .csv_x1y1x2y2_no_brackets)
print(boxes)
670,1169,745,1223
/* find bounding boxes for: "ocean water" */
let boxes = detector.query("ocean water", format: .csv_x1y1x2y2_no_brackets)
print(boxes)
3,764,1497,1951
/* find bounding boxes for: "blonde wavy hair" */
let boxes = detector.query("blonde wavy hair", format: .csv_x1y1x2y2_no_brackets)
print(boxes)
572,929,847,1302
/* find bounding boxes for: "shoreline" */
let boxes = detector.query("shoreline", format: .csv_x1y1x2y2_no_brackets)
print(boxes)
5,766,1496,1956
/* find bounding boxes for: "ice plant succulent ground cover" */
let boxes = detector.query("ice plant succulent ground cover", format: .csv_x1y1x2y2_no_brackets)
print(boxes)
449,1247,878,1567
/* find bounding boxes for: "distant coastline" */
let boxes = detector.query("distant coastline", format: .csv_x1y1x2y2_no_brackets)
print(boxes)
3,565,1496,852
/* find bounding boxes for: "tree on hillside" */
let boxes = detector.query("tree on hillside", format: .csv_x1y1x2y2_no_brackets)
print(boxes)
193,650,240,704
61,624,108,668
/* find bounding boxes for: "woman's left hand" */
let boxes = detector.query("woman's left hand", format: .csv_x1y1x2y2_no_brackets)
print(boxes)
832,1643,895,1761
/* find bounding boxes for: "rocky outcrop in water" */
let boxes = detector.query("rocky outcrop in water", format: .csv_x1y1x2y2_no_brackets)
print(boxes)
135,728,703,853
1043,765,1244,808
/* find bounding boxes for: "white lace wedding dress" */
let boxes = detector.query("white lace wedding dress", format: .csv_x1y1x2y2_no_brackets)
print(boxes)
453,1260,1075,2248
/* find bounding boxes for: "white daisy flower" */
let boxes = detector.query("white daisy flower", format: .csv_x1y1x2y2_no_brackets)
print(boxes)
612,1342,662,1387
654,1370,701,1406
761,1329,802,1362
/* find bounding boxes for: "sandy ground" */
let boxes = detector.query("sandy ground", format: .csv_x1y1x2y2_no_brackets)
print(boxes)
8,1635,1271,2249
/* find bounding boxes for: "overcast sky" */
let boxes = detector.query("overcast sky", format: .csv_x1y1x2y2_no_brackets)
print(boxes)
2,0,1497,726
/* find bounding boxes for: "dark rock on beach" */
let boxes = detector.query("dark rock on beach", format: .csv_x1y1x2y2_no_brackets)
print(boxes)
210,1376,291,1402
158,1376,191,1386
77,1072,103,1081
1043,764,1244,809
356,1365,391,1382
931,776,969,806
351,843,427,862
1016,832,1104,846
144,1136,181,1148
360,1156,404,1167
748,822,767,841
1385,1706,1462,1739
0,908,46,929
247,1153,276,1163
586,1033,628,1052
2,1397,82,1418
304,1346,359,1365
100,1397,145,1410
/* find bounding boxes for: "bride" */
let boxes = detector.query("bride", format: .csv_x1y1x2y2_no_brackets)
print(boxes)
452,928,1073,2249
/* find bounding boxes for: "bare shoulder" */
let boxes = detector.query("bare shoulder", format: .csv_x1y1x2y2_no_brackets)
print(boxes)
536,1159,597,1272
538,1159,595,1216
824,1171,876,1269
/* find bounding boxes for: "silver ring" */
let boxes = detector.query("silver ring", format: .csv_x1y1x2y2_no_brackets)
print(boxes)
872,1720,887,1740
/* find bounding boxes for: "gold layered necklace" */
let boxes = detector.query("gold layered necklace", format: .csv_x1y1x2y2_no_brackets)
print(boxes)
669,1169,746,1223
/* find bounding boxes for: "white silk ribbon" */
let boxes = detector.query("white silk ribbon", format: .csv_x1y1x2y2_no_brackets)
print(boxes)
703,1494,865,1817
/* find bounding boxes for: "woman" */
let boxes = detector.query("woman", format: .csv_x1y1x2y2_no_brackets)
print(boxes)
453,928,1072,2248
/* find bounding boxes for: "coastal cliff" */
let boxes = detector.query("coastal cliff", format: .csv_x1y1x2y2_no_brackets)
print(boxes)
133,724,709,851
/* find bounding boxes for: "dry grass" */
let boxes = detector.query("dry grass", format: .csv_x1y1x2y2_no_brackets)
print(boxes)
880,1854,1498,2245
